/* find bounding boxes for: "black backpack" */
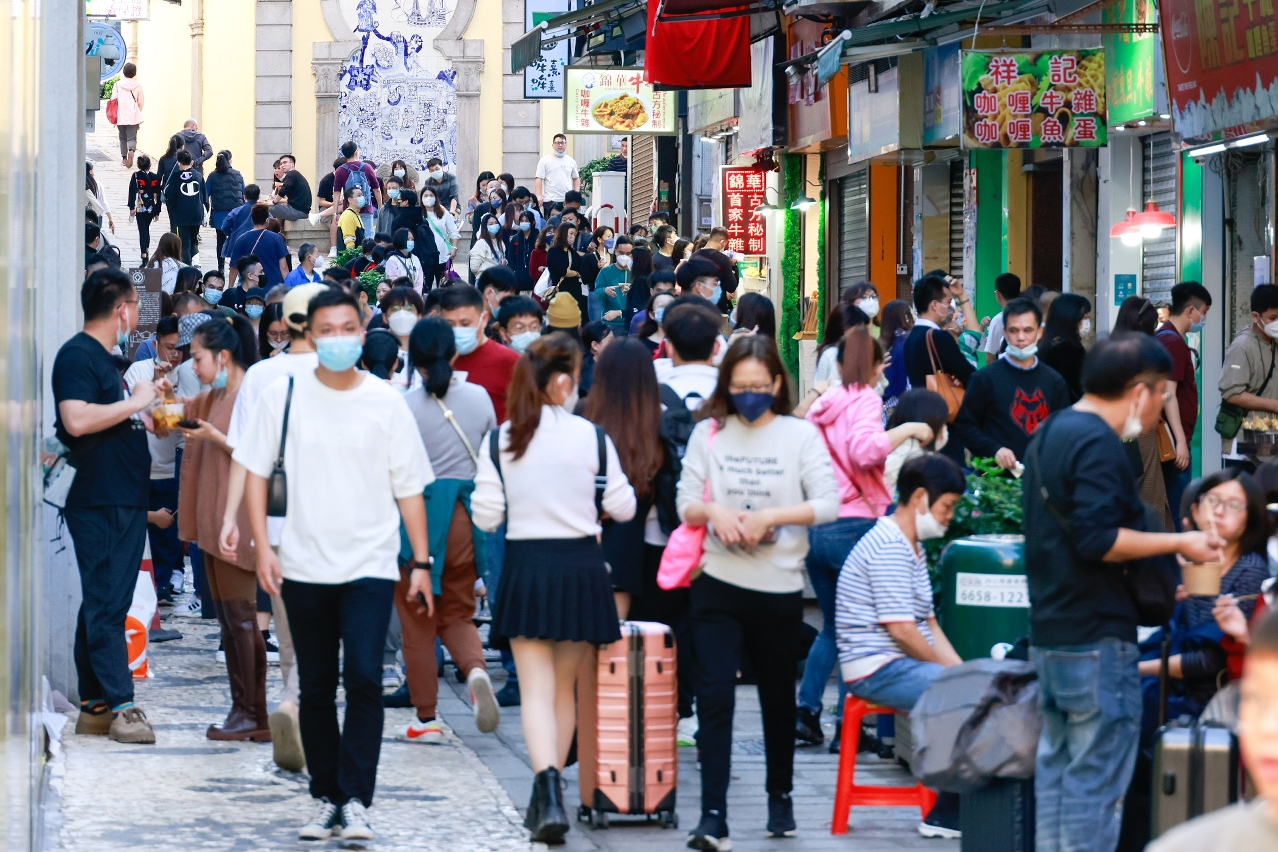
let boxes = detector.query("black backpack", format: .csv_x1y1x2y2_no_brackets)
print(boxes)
653,384,704,535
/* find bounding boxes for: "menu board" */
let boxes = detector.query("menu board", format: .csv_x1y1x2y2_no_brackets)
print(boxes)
127,267,164,360
720,167,769,256
961,50,1108,148
564,67,677,135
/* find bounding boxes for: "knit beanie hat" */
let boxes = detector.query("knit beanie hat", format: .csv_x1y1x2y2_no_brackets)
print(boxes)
546,292,581,329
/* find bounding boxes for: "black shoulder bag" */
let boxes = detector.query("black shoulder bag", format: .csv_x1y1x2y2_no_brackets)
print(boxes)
266,376,294,517
1027,419,1179,626
1216,340,1276,438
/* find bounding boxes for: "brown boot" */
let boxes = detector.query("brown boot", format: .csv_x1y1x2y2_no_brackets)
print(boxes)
207,600,270,742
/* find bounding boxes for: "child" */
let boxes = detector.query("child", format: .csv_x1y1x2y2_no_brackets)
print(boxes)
128,154,162,266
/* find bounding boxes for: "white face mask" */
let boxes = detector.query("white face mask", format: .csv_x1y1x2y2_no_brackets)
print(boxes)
422,194,436,207
1120,389,1146,441
1080,318,1092,337
615,255,632,270
561,378,579,413
1264,319,1278,340
915,497,949,541
388,310,418,337
856,297,880,319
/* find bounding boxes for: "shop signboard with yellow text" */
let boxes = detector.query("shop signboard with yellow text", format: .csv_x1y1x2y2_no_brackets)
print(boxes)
961,50,1108,147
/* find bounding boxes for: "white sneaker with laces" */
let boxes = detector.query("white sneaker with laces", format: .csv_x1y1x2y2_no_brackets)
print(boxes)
340,800,374,840
170,570,184,595
327,245,338,258
171,598,202,619
468,667,500,733
398,718,443,744
678,715,699,747
308,212,322,226
298,798,340,840
382,663,402,690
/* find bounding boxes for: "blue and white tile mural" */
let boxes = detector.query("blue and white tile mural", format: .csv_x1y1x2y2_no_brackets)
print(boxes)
338,0,459,171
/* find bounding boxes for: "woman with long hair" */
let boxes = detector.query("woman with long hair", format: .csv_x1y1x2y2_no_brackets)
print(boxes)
1039,292,1093,402
418,187,459,289
389,158,417,192
635,290,676,355
547,221,586,314
840,281,882,336
677,334,839,848
794,302,870,418
176,314,266,741
150,233,184,295
796,327,935,753
385,227,425,293
467,170,496,215
394,318,501,745
86,162,113,233
207,150,245,274
1113,294,1176,530
472,333,637,844
257,302,288,359
879,299,915,418
530,225,554,286
621,245,655,329
732,292,777,339
470,213,507,277
507,210,539,291
582,338,664,617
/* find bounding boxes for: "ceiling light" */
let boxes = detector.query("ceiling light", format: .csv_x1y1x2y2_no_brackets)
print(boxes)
1121,228,1144,247
1190,142,1228,158
1232,133,1270,148
790,194,816,212
1113,125,1125,132
754,201,779,214
1159,113,1171,120
1109,207,1141,244
1132,201,1176,238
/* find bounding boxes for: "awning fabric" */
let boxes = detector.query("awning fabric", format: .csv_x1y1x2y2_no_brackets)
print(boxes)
510,0,646,73
644,0,752,88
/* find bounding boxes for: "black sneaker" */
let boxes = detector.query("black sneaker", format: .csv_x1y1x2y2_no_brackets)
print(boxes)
496,680,521,707
766,793,796,838
918,791,961,839
828,723,841,754
794,706,823,745
687,810,730,850
298,797,340,841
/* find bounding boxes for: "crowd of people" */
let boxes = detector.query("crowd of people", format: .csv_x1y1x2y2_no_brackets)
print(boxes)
68,102,1278,850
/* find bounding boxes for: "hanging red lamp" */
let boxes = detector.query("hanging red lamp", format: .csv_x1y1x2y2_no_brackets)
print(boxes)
1109,207,1143,246
1130,200,1177,239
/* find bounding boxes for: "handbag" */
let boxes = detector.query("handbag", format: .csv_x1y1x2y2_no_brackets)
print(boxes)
532,266,552,298
925,329,965,423
657,421,717,591
1216,341,1275,438
105,97,119,125
266,376,294,517
1156,418,1177,463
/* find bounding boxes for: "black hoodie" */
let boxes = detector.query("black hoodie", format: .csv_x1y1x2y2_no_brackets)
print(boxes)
163,167,208,227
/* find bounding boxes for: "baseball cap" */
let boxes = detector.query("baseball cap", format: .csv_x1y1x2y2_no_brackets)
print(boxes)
283,283,330,332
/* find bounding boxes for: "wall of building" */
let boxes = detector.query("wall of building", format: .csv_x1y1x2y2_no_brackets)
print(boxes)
131,3,192,158
292,0,327,182
202,0,257,174
469,0,503,189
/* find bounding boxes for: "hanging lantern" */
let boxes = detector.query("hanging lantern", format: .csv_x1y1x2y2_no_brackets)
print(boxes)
1131,200,1177,239
1110,207,1142,245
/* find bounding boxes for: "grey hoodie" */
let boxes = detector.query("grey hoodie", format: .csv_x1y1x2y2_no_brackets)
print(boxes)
179,128,213,172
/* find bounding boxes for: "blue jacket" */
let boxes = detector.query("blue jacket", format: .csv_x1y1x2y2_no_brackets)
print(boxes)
221,202,254,258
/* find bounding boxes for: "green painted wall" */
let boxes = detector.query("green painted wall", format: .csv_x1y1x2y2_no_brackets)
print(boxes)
972,150,1007,322
1180,152,1203,476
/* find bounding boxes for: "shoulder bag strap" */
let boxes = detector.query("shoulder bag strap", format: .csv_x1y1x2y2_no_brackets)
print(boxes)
818,423,880,518
1259,342,1277,397
1026,419,1072,532
926,328,944,375
488,427,503,483
433,395,478,463
275,376,294,469
595,426,607,520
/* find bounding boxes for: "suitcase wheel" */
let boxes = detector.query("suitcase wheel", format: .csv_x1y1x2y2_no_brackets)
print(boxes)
660,811,678,829
591,810,610,830
577,805,591,823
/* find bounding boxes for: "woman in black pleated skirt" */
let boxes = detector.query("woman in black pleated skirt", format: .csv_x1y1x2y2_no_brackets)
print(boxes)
472,332,636,845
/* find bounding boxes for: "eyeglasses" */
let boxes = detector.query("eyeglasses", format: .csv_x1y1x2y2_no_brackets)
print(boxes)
1201,493,1248,514
728,383,775,394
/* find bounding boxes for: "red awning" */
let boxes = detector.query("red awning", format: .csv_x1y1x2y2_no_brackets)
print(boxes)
644,0,752,89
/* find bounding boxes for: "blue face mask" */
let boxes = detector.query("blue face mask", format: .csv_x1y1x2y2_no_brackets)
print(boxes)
387,188,400,200
487,223,501,235
519,221,532,232
1189,309,1205,333
245,304,264,319
731,392,774,423
555,150,565,158
510,330,539,354
406,240,415,252
315,335,363,372
604,238,616,250
212,368,228,390
453,325,480,356
203,289,223,305
654,307,665,324
709,284,722,305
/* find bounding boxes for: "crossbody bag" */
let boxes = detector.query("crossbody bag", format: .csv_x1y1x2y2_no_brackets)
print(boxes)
434,395,478,463
1216,339,1276,438
266,376,294,517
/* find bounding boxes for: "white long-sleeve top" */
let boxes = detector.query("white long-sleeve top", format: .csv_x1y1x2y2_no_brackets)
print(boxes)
473,405,637,539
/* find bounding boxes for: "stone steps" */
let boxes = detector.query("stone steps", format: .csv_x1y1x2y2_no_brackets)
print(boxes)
282,220,331,253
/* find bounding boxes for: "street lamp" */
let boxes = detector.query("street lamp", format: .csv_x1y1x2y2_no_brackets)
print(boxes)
754,187,782,214
789,180,822,212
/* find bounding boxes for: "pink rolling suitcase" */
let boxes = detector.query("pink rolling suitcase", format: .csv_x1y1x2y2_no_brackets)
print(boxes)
577,621,679,829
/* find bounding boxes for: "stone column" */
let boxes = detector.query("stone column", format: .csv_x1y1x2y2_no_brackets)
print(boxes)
312,41,355,177
190,0,205,124
1063,147,1098,309
255,0,293,185
502,0,539,185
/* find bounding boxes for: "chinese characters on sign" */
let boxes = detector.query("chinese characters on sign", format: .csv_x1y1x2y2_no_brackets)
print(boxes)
563,67,677,134
1160,0,1278,138
1103,0,1156,125
524,0,570,99
961,50,1107,148
86,0,149,19
721,167,769,256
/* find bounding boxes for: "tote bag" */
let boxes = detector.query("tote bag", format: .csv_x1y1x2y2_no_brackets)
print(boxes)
656,421,716,590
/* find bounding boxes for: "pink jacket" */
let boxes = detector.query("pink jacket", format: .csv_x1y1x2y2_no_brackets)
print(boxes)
805,383,892,519
113,78,144,126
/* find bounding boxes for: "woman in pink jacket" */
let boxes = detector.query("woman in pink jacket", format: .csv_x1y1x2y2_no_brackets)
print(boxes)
112,63,145,167
795,325,935,751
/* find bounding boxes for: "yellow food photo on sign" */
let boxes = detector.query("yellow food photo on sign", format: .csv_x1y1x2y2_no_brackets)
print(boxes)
592,93,649,131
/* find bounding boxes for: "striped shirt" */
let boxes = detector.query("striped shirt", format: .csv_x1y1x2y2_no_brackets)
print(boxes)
835,516,935,682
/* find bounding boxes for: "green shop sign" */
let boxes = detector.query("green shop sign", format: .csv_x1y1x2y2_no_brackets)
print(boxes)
1102,0,1156,125
961,49,1108,148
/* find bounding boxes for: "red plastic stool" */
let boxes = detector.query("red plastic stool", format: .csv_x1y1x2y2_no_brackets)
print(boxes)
830,695,938,834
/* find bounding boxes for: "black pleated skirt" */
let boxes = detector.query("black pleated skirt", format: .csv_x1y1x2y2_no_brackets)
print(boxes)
491,537,621,647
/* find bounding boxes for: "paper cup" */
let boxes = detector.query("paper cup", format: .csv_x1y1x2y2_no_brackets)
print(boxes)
152,402,184,431
1182,562,1223,597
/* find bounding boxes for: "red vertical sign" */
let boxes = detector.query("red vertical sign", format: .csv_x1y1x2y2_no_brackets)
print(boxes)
722,167,768,256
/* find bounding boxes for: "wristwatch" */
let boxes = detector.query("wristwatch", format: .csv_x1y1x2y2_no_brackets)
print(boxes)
409,556,435,571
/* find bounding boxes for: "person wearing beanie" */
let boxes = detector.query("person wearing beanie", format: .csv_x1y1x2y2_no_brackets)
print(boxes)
547,291,581,330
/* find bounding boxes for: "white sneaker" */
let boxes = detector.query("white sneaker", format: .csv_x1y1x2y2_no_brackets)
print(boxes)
328,245,338,258
172,598,203,619
170,570,184,595
308,212,322,226
398,718,443,744
468,667,500,733
917,821,962,840
678,715,699,747
298,797,340,840
340,800,374,841
216,649,226,664
382,663,403,690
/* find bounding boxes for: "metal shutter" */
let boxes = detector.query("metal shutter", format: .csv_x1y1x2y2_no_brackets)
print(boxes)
1141,132,1178,304
839,167,869,298
630,136,656,224
949,159,965,280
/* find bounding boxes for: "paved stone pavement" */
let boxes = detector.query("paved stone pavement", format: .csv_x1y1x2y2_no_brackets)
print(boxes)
44,571,956,852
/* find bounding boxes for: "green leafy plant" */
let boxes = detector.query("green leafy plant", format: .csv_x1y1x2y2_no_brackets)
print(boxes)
577,156,613,198
357,267,386,302
100,75,118,101
923,457,1024,578
334,245,361,267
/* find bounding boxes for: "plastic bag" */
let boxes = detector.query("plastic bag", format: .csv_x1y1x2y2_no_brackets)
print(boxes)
126,570,157,678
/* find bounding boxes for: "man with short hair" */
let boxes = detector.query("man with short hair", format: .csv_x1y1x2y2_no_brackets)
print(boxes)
438,285,520,422
221,184,262,263
495,295,543,354
285,243,323,288
332,141,382,236
1158,281,1213,523
178,118,213,172
270,154,313,223
1024,334,1223,852
477,265,518,316
982,272,1022,364
903,274,976,462
162,150,208,264
235,288,433,841
227,204,291,288
423,157,459,215
509,185,545,229
953,297,1069,471
1220,283,1278,471
546,189,584,230
675,257,725,314
85,222,102,267
535,133,579,204
54,268,160,744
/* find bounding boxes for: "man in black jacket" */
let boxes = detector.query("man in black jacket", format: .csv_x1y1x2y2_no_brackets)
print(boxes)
903,274,975,462
952,298,1069,471
162,151,207,263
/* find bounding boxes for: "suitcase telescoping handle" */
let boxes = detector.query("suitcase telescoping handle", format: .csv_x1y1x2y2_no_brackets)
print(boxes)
1158,626,1171,728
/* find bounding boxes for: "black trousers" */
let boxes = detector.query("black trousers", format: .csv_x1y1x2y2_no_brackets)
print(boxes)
65,505,148,709
282,576,395,807
135,211,154,258
690,572,803,818
176,224,200,264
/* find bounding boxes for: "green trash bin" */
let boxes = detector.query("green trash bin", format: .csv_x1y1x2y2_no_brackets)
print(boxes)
938,534,1028,661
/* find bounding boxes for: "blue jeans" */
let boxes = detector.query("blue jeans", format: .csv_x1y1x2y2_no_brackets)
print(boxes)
846,656,945,713
146,476,182,588
1031,638,1141,852
799,516,876,717
485,525,516,682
